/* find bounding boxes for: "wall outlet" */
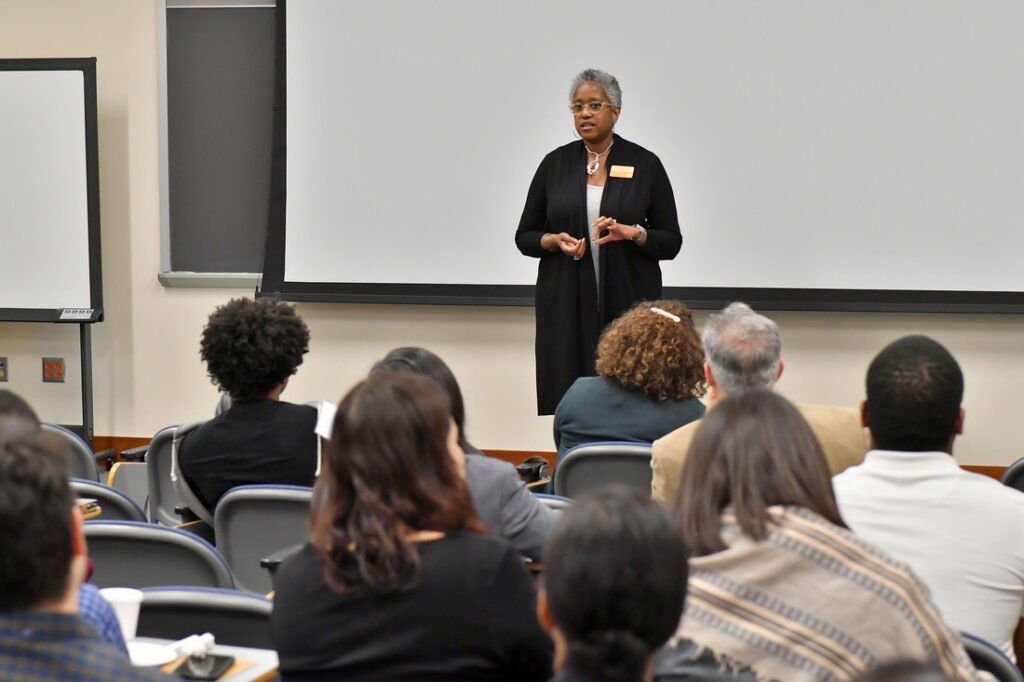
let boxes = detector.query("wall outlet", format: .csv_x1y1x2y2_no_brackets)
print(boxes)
0,357,7,382
42,357,65,383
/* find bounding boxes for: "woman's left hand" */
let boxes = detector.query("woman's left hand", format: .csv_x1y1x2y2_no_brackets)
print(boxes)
592,217,641,245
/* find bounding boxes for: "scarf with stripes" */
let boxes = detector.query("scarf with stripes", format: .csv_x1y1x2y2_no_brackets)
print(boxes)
673,506,984,682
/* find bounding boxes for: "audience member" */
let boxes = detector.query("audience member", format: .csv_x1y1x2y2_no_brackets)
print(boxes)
0,391,127,654
833,335,1024,661
651,301,869,505
270,372,553,680
654,389,980,682
554,300,705,461
371,346,558,561
0,423,172,681
179,297,318,508
538,486,687,682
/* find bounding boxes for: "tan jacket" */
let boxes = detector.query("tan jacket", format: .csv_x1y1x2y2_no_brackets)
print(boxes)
651,403,870,506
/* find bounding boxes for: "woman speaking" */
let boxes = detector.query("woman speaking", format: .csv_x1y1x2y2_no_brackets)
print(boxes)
516,68,682,415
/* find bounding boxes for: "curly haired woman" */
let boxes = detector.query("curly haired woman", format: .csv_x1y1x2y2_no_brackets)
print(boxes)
179,297,317,508
553,300,706,464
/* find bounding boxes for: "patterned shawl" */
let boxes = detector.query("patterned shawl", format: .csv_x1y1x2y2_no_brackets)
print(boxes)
672,506,985,682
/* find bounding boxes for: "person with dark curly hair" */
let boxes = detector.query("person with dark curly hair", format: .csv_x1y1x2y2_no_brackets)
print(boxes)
552,300,705,465
179,297,317,508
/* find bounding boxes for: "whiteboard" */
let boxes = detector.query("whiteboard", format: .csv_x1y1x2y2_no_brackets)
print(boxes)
265,1,1024,311
0,60,102,321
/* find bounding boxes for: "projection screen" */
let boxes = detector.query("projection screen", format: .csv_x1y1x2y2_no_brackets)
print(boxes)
262,0,1024,312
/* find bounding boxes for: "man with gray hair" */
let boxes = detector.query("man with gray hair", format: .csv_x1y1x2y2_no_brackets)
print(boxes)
651,302,868,505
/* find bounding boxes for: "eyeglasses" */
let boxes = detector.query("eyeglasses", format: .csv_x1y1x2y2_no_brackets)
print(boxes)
569,101,613,115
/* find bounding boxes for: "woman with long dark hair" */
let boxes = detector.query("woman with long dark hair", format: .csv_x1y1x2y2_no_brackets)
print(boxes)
656,389,981,682
270,372,553,680
371,346,559,561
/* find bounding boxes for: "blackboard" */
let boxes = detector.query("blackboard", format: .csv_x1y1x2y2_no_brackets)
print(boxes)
160,4,275,283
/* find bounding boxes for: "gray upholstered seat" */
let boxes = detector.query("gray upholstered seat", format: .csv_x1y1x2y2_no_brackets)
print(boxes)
1000,457,1024,494
41,422,99,481
552,441,653,498
84,520,235,589
531,492,573,511
106,461,148,512
70,478,146,522
214,484,313,594
137,586,273,649
144,425,188,525
961,632,1024,682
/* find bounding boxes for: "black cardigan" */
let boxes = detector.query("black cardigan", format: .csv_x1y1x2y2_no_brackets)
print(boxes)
515,135,682,415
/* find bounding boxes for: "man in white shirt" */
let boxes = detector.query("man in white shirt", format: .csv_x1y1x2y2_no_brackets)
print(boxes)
833,335,1024,662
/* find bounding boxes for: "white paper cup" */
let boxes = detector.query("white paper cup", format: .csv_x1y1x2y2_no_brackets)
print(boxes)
99,587,144,641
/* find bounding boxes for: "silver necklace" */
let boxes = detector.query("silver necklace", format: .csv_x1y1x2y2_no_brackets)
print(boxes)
585,140,613,175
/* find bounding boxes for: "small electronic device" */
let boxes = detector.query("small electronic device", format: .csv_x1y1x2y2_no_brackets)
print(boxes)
77,498,99,515
172,654,235,680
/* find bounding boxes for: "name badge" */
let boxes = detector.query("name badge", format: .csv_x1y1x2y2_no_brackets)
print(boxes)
609,165,634,179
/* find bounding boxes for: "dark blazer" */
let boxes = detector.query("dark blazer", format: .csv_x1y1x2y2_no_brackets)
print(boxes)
516,135,682,415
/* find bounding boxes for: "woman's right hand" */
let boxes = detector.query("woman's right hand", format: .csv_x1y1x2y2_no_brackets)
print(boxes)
543,232,586,260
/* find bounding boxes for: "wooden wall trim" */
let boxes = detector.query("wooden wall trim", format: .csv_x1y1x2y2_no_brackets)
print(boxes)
94,435,150,454
92,440,1009,483
962,464,1005,481
481,449,556,469
484,449,1009,482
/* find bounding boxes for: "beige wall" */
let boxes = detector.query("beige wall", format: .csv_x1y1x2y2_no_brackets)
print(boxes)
2,1,1022,465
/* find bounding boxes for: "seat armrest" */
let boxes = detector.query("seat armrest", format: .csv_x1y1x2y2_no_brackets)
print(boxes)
93,448,117,464
120,445,149,462
260,544,303,571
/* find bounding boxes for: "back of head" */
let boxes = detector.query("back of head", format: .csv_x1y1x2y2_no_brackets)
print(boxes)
544,486,688,682
676,389,844,555
865,335,963,452
0,420,73,611
370,346,469,449
313,371,482,593
595,300,707,402
701,302,782,393
0,389,40,424
200,296,310,399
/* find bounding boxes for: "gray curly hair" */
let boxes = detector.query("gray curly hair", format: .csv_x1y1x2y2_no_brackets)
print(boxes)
701,302,782,393
569,68,622,108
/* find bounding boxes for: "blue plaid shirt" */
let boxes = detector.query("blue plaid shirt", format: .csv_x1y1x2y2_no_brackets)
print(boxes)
0,611,175,681
78,583,129,654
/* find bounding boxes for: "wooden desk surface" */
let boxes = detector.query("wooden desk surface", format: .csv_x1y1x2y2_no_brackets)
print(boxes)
133,637,279,682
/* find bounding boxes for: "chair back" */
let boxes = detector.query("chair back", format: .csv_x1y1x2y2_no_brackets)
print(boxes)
106,461,148,511
137,587,273,648
41,422,98,481
70,479,146,522
146,426,187,525
960,632,1024,682
84,520,235,589
214,485,313,594
553,441,653,498
1001,457,1024,494
170,422,214,525
532,492,573,511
